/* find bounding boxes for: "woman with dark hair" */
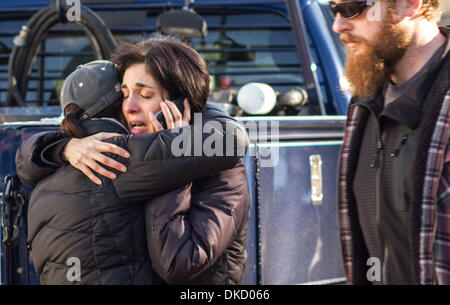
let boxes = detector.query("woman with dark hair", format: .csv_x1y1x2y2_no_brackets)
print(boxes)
24,60,245,285
17,37,250,285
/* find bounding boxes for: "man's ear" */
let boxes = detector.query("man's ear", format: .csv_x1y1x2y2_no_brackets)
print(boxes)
403,0,423,18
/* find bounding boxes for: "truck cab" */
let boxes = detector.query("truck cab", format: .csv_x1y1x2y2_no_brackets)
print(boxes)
1,0,350,285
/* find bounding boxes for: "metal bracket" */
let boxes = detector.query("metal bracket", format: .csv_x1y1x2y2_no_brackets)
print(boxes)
309,154,323,205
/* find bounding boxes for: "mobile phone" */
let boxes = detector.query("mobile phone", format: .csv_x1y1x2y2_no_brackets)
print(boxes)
156,97,185,129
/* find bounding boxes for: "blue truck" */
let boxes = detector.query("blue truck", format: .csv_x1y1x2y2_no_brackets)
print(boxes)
0,0,350,285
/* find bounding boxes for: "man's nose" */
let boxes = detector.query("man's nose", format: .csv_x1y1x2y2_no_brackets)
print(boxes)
123,94,140,113
332,14,352,34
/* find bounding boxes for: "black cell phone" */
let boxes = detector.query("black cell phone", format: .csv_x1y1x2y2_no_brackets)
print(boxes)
156,97,185,129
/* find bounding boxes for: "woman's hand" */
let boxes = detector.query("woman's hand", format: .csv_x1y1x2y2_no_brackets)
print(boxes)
63,132,130,185
149,98,191,131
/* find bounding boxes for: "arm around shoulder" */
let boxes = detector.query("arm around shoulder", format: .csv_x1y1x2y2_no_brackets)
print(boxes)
111,118,249,203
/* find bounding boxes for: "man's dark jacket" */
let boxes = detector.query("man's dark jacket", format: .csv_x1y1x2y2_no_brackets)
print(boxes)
17,104,250,285
338,28,450,284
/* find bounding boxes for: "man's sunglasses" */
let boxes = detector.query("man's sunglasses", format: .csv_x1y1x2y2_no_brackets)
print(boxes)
328,1,376,20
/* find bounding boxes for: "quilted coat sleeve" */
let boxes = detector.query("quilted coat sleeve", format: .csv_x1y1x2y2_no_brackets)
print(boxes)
15,131,69,188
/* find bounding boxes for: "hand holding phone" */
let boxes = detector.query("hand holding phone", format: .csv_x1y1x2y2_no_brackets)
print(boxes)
155,97,186,129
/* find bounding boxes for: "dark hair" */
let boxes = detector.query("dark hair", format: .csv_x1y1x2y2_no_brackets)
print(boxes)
110,36,210,112
61,104,85,138
61,99,126,138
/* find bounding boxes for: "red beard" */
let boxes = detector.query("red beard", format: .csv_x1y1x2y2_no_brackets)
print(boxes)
342,9,412,98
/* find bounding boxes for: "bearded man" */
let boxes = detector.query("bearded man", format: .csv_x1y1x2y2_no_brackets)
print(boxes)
331,0,449,284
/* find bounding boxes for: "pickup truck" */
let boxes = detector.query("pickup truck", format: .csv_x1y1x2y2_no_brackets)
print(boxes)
0,0,350,285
